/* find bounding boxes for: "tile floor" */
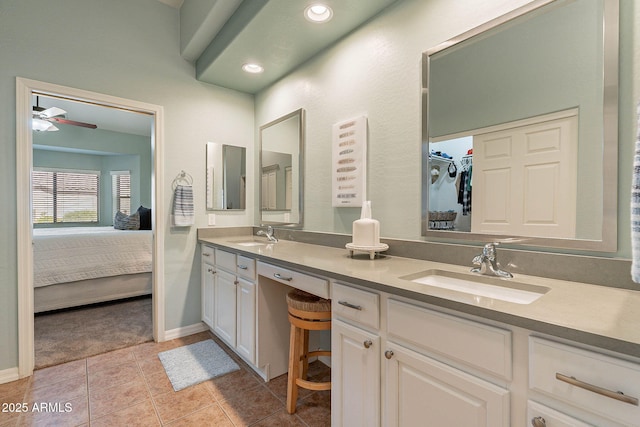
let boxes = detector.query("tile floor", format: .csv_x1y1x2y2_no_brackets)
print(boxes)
0,331,331,426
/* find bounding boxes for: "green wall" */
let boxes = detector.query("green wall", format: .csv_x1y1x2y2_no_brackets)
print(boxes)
33,125,152,226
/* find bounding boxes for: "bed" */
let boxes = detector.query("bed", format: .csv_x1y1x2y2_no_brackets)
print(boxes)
33,226,152,313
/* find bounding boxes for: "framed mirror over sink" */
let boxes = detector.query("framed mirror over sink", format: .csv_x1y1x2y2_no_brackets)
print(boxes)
259,108,305,228
422,0,618,252
206,142,246,211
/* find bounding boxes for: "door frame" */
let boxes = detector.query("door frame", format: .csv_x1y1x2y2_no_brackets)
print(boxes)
16,77,166,378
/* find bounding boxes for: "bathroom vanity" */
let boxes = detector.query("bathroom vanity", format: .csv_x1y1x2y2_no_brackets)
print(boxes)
199,229,640,427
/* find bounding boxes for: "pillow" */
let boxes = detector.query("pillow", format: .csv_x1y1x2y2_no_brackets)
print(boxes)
114,211,140,230
137,205,152,230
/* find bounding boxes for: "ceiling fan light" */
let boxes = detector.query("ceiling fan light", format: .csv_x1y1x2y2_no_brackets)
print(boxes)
32,118,58,132
305,4,333,23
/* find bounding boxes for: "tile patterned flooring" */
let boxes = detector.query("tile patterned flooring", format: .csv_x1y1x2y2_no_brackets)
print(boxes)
0,331,331,426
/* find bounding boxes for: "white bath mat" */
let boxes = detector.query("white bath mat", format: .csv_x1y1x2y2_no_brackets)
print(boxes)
158,339,239,391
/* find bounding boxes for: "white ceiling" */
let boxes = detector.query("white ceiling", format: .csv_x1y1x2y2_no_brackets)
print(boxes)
33,94,153,137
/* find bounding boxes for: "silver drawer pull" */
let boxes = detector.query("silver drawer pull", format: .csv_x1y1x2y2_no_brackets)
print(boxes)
531,416,546,427
202,252,211,257
237,265,248,270
556,373,639,406
273,273,293,281
338,300,362,311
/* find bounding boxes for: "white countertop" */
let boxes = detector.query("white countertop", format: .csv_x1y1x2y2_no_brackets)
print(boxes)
199,234,640,358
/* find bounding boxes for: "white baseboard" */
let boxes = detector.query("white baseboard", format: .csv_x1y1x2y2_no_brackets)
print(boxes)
162,322,209,341
0,367,20,385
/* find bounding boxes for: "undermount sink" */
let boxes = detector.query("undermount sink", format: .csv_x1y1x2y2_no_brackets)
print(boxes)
228,240,269,247
400,269,548,305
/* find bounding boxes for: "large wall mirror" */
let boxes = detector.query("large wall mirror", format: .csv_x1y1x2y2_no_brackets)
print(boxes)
206,142,246,210
259,109,305,227
422,0,618,252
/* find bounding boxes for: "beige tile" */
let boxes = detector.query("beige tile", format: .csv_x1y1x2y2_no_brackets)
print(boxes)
0,392,26,427
16,394,88,427
204,368,262,402
136,354,165,377
31,359,86,389
165,403,233,427
144,370,174,396
219,385,283,426
88,360,141,391
153,383,214,424
170,331,212,347
23,375,87,405
131,340,177,360
0,377,30,400
90,399,160,427
264,373,313,404
87,347,135,373
295,390,331,427
89,377,150,420
251,409,308,427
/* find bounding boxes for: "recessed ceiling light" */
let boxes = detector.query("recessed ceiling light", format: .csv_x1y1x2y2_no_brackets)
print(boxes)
305,4,333,23
242,63,264,74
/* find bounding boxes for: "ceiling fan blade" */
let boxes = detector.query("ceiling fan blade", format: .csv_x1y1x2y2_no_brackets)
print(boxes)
48,117,97,129
39,106,67,119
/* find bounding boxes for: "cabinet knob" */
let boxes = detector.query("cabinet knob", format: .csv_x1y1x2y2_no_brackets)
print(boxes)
384,350,394,360
531,416,546,427
363,340,372,349
207,268,215,274
234,280,239,285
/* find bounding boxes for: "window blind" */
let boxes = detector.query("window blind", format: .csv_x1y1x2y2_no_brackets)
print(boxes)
32,170,99,224
112,173,131,215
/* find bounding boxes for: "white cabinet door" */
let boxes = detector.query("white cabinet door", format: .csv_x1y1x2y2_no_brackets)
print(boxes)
332,320,380,427
201,262,215,328
385,343,510,427
236,278,256,364
214,269,237,347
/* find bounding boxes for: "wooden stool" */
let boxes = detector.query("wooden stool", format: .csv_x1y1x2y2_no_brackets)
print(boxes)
286,289,331,414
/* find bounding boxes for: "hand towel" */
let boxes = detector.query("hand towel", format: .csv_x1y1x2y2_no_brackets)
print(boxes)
632,102,640,282
172,184,194,227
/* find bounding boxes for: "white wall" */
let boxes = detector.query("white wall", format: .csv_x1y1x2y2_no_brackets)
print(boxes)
0,0,254,371
255,0,638,257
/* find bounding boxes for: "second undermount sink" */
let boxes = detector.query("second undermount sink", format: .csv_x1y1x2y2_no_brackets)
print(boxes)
400,269,549,305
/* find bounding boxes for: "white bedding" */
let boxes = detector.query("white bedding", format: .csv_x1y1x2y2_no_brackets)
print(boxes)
33,226,152,288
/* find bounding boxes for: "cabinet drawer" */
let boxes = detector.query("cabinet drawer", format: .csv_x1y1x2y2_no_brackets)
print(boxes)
215,248,237,272
332,282,379,330
387,299,511,380
527,400,592,427
201,244,215,263
236,255,256,280
257,261,329,299
529,337,640,426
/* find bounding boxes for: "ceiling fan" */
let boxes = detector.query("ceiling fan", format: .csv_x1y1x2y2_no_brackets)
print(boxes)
32,97,97,131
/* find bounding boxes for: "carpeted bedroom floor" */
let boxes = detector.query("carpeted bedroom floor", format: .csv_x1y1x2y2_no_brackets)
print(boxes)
34,296,153,370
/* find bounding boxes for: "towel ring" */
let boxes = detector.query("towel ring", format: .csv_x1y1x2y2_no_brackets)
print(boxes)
172,170,193,190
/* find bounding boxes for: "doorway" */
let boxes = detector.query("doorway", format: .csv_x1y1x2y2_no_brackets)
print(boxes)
16,77,166,378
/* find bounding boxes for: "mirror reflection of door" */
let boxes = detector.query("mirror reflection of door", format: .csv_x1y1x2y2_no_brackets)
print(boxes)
285,166,292,210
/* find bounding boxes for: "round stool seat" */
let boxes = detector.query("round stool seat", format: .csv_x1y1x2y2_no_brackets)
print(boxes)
286,289,331,313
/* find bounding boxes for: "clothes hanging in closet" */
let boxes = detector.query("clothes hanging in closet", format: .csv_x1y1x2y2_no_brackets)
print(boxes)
457,166,472,215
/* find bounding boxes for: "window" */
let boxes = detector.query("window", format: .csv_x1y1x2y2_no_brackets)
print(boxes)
32,169,100,224
112,171,131,216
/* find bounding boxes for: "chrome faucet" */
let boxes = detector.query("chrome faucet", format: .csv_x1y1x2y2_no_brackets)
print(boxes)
256,225,278,243
471,242,513,278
